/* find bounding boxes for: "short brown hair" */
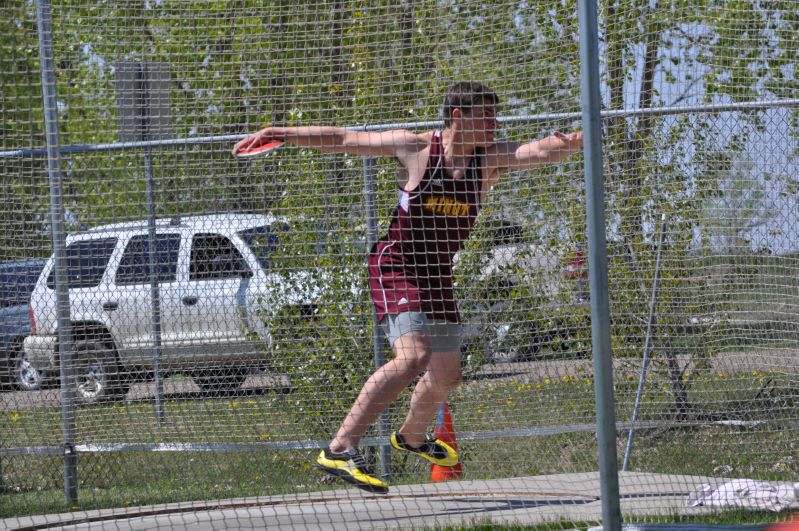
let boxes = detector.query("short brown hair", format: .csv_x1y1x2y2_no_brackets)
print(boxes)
443,81,499,127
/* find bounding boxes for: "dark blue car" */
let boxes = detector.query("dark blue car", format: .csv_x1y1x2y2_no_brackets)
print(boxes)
0,259,47,391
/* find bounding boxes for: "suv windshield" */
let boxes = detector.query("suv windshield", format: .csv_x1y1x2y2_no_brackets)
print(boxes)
238,225,284,271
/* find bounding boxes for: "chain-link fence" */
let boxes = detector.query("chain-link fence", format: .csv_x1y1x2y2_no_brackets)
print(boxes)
1,0,798,528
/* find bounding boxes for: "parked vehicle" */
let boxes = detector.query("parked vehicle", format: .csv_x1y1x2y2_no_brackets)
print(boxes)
23,214,321,403
0,259,48,390
456,223,590,364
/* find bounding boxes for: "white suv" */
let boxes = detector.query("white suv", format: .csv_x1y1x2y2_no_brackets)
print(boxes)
24,213,319,403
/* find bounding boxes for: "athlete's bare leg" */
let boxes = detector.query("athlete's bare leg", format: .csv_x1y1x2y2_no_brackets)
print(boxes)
329,331,432,453
397,348,461,448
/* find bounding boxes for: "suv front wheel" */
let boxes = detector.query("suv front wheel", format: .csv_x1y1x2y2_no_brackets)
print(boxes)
72,341,129,404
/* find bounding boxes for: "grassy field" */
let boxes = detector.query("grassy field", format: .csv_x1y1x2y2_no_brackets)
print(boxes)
2,366,797,521
425,511,792,530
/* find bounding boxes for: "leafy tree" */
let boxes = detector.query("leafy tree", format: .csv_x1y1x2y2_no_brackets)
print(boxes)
598,0,797,418
698,153,777,254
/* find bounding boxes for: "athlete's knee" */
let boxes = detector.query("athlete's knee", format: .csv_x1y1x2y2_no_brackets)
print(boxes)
441,367,463,390
404,352,432,375
393,332,433,372
389,357,428,381
430,364,462,390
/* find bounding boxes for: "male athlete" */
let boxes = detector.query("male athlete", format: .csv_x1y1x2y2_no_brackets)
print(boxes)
233,82,583,493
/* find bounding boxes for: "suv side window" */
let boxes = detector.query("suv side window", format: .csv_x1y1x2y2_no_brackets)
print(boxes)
47,238,118,290
116,233,181,286
0,261,46,307
189,234,251,281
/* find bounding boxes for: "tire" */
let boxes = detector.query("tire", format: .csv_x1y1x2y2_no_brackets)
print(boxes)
491,348,525,364
192,367,247,393
488,323,523,364
490,324,544,364
14,354,46,392
72,341,128,405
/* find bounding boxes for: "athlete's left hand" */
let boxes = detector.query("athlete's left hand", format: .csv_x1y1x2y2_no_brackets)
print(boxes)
553,130,584,150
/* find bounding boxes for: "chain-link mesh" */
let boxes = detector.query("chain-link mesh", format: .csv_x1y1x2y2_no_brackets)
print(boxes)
1,0,798,528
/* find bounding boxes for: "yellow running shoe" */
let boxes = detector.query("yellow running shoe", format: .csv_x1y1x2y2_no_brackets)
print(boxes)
315,447,389,494
390,432,458,467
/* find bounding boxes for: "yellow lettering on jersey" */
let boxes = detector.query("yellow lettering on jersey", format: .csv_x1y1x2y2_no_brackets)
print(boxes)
424,196,470,217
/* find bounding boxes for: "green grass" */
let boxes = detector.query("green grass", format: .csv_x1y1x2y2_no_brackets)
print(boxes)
1,370,797,521
421,519,602,530
422,509,792,530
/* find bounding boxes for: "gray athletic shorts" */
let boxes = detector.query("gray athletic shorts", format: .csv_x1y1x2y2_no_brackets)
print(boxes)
380,311,463,353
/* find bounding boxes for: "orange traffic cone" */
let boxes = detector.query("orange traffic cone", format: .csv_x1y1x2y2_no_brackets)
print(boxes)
430,402,463,482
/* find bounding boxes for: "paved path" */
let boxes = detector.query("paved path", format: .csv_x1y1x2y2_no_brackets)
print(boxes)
0,373,289,412
5,472,795,530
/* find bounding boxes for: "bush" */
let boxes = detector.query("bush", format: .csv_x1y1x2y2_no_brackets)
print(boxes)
255,222,376,438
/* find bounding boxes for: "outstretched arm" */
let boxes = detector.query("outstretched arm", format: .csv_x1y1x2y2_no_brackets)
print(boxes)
490,131,583,174
232,126,423,159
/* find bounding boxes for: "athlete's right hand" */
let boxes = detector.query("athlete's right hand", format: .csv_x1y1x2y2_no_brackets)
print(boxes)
232,127,283,157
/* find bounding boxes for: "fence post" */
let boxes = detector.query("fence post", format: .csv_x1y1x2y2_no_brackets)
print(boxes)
577,0,622,528
363,156,392,479
116,61,170,424
144,147,166,425
35,0,78,505
141,65,166,426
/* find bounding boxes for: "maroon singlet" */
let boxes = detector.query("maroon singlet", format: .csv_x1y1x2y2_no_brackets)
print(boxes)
368,131,484,323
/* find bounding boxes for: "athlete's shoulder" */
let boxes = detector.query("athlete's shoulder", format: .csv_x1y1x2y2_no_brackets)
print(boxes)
483,140,521,170
417,130,437,142
478,141,517,185
392,130,435,158
403,129,435,149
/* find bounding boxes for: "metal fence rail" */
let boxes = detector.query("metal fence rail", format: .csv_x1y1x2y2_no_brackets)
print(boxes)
5,99,799,160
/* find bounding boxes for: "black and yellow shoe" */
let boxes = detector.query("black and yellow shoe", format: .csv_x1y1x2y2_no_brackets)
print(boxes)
315,447,389,494
390,432,458,467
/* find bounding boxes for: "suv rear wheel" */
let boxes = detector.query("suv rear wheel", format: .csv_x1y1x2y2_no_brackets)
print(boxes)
14,353,46,391
73,341,129,404
191,367,247,394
